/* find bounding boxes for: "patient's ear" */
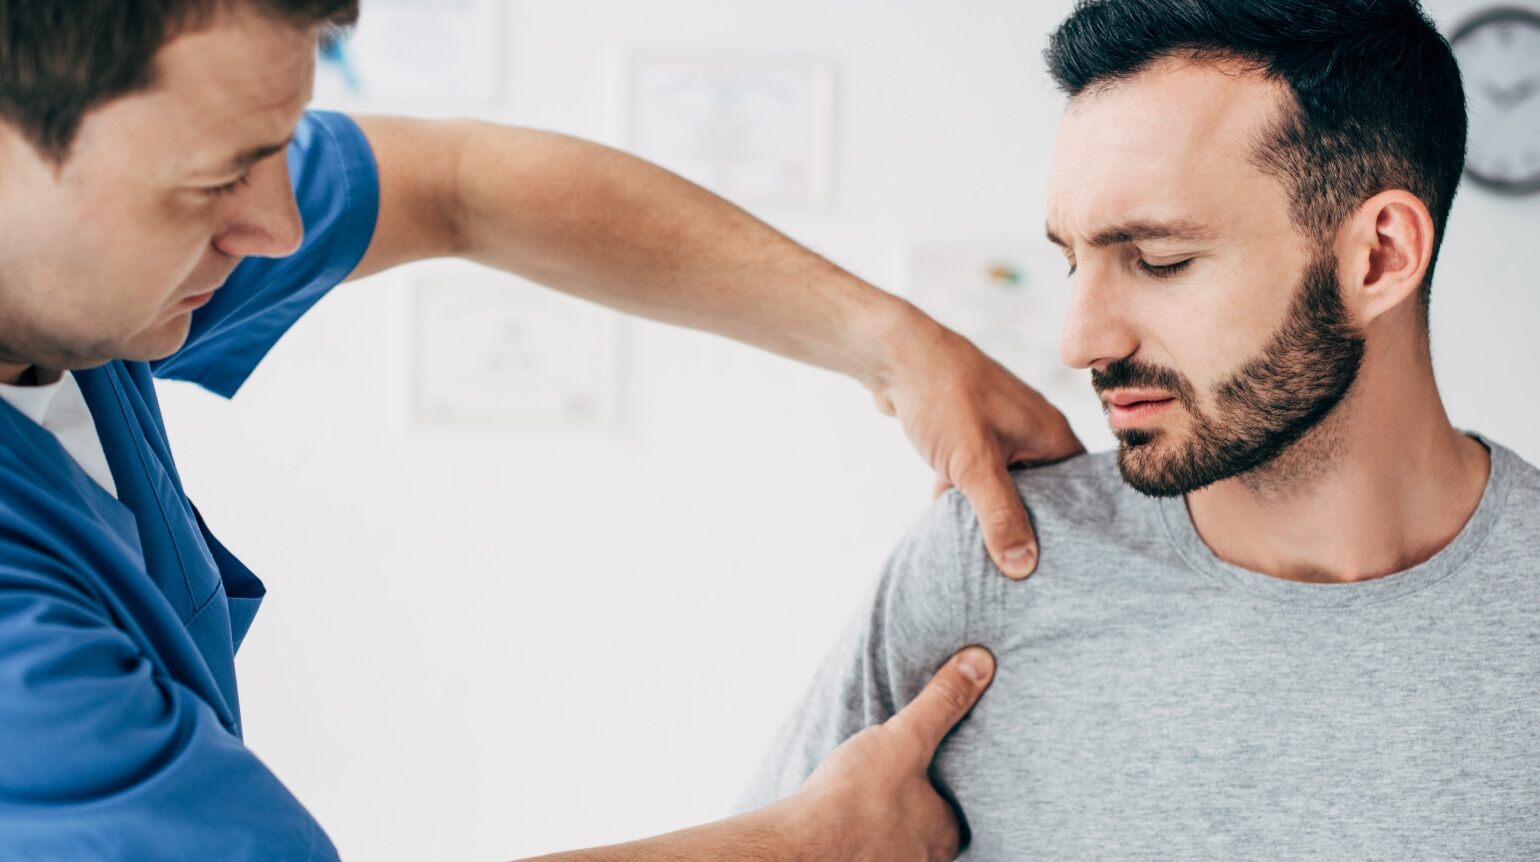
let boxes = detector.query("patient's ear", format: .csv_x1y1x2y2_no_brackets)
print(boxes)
1333,189,1434,327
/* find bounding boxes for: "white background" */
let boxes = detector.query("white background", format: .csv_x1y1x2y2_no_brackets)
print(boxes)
155,1,1539,858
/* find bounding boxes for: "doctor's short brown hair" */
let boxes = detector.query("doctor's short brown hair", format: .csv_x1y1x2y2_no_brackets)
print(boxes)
0,0,358,164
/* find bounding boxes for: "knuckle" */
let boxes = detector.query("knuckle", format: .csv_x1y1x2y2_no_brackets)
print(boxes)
978,504,1025,535
890,719,943,766
924,797,962,861
930,674,974,715
951,454,996,487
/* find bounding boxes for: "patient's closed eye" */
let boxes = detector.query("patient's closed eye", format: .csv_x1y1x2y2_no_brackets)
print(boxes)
1138,258,1193,278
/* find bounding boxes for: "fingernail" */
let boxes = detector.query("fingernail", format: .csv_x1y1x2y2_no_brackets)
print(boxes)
1002,545,1037,577
958,648,994,684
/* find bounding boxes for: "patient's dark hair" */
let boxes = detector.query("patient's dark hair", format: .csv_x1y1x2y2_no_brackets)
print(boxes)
1045,0,1467,315
0,0,358,163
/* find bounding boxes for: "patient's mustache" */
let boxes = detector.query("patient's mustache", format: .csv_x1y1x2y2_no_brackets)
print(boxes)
1091,359,1195,407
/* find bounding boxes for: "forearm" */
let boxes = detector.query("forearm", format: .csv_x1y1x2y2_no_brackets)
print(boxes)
450,121,932,390
519,797,836,862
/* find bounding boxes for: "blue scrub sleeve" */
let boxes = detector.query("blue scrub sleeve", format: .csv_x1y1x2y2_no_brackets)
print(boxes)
0,546,338,859
150,110,380,398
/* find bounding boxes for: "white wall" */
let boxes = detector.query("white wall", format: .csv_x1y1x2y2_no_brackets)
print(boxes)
155,1,1539,859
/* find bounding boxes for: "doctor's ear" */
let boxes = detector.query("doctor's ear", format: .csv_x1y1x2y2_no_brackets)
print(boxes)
1334,189,1435,327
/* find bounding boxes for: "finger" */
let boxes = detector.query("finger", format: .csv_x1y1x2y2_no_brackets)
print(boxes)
955,458,1038,579
886,647,995,756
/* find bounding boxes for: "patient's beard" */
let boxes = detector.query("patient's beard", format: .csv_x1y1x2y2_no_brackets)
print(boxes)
1096,252,1366,498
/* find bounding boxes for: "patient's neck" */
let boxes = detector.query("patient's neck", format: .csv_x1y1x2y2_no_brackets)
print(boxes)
1183,345,1490,585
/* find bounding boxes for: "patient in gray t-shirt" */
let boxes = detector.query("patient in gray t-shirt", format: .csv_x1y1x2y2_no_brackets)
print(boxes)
741,441,1540,859
738,2,1540,857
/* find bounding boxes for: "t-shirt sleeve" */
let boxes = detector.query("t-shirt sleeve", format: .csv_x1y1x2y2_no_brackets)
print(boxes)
149,110,380,399
736,491,989,811
0,544,338,859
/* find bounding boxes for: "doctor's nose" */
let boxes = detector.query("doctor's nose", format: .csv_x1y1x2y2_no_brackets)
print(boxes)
1059,270,1138,371
212,154,305,260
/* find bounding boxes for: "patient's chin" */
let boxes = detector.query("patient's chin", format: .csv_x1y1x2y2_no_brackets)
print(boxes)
1116,430,1192,498
1113,427,1230,498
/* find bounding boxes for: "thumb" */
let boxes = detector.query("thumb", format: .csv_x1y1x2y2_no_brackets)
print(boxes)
886,647,996,756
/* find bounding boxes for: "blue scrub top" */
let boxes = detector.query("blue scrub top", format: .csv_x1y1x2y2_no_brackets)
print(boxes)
0,111,379,860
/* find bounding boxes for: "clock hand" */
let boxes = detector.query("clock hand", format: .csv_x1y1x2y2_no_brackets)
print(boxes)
1510,76,1539,106
1486,76,1540,110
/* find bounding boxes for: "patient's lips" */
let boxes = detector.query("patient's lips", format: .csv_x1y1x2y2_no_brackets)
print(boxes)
1102,389,1176,429
1104,389,1173,408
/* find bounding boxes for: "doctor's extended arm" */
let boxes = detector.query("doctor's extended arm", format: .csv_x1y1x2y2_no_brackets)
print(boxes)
345,115,1083,580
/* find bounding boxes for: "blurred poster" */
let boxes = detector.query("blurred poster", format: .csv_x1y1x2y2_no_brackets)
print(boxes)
412,265,624,428
314,0,501,111
908,247,1080,392
628,55,836,205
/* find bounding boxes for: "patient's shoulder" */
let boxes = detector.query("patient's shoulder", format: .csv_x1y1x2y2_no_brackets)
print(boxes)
1011,449,1139,514
882,452,1161,614
869,453,1163,666
1496,439,1540,495
1004,450,1160,539
926,450,1168,583
1481,437,1540,555
926,450,1154,548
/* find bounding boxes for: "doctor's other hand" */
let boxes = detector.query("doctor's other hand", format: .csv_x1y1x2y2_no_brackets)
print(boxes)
869,311,1083,579
790,646,996,862
518,647,993,862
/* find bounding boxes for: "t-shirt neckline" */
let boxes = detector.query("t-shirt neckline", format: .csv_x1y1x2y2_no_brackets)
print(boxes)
1155,433,1515,608
0,371,72,427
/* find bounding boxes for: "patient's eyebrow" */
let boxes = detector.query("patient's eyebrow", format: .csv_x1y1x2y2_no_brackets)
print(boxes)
1046,220,1218,249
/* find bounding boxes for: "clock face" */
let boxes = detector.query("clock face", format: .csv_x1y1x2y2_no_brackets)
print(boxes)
1450,7,1540,195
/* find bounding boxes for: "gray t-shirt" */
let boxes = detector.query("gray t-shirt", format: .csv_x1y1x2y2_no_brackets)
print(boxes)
741,435,1540,860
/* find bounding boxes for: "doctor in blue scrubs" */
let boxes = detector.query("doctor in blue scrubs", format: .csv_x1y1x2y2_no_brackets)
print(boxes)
0,2,1082,859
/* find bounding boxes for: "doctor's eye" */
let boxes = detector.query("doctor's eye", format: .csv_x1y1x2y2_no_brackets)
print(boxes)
202,173,251,198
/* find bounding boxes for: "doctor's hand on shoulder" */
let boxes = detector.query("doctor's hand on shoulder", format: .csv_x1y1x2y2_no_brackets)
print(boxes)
526,647,995,862
867,311,1085,579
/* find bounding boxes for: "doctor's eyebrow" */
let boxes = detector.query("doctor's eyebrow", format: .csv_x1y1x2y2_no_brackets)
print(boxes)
208,136,294,175
1045,220,1218,249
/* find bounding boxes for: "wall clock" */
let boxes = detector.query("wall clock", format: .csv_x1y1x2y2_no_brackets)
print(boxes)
1450,7,1540,195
